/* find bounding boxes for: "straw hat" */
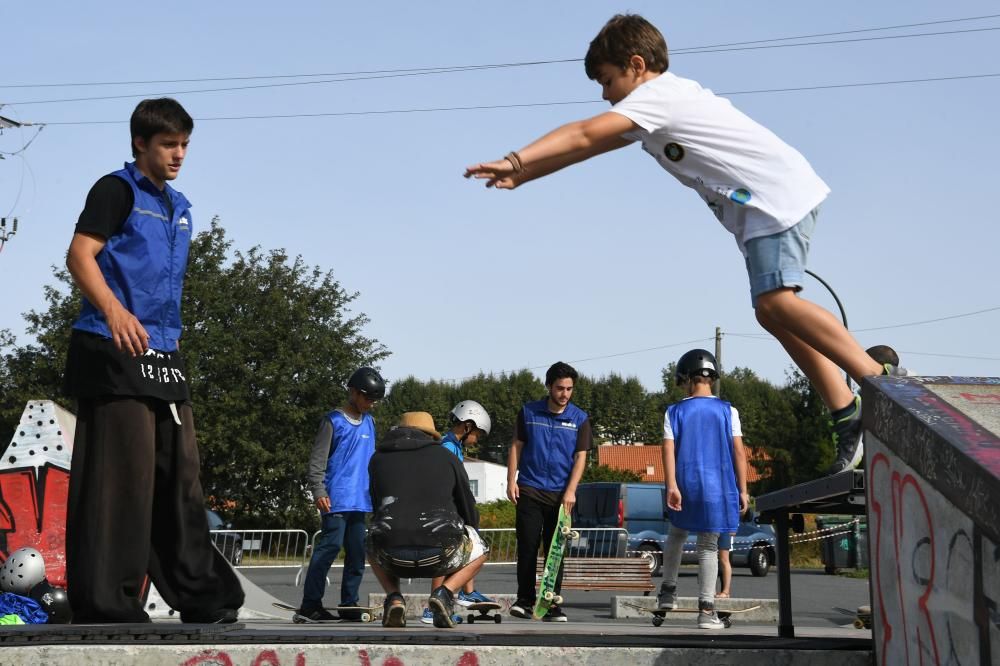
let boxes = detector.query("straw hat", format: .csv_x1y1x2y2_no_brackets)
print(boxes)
397,411,441,440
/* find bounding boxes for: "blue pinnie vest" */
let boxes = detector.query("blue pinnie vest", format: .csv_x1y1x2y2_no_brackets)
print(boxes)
73,162,192,352
324,410,376,514
517,399,588,493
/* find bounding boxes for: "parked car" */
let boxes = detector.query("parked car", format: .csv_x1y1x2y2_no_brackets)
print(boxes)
206,509,243,566
571,482,776,577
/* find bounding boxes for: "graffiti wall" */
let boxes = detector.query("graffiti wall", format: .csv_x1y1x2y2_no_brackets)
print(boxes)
0,400,75,587
863,376,1000,666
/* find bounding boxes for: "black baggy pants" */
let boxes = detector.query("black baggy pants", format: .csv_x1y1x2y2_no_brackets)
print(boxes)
66,397,244,623
515,492,565,603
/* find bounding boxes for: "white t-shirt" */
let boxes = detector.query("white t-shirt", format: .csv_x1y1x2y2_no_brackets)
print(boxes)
662,396,742,440
611,72,830,255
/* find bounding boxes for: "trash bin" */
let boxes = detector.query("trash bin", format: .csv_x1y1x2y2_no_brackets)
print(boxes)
816,515,867,573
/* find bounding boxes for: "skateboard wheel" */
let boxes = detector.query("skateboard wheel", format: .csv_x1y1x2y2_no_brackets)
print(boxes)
468,614,475,624
570,531,579,540
553,595,563,605
543,591,554,601
652,616,663,627
853,619,865,630
360,613,371,623
561,526,572,536
722,617,732,628
494,614,502,624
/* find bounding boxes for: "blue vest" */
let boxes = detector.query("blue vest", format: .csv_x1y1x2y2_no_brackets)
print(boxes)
324,410,376,513
73,162,192,352
517,399,588,492
441,432,464,462
666,397,740,533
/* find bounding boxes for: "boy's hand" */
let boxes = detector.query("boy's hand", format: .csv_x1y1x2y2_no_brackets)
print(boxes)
666,487,682,512
739,492,750,515
315,496,331,513
464,159,521,189
507,483,519,504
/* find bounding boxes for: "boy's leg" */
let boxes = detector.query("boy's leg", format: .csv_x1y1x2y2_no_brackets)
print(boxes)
755,291,878,401
368,560,400,596
658,525,688,609
695,532,720,607
339,511,367,607
514,494,545,604
300,513,346,610
442,555,487,593
148,402,244,622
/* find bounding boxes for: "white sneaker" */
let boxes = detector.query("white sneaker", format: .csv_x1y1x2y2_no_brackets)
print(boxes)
698,610,725,630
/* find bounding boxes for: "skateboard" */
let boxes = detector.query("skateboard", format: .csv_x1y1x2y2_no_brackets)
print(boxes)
532,505,578,620
623,602,761,628
271,601,380,623
834,605,872,629
464,601,502,624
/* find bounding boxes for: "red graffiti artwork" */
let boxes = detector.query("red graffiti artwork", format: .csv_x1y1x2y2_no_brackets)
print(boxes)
0,464,70,587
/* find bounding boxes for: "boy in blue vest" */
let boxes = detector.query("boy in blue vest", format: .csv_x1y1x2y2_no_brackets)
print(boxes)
63,98,245,623
297,366,385,622
465,14,906,477
507,362,592,622
658,349,749,629
420,400,495,624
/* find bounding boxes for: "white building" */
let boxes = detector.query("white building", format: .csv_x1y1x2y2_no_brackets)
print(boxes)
463,457,508,503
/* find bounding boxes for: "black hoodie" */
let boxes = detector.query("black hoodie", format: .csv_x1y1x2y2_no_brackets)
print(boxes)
367,426,480,550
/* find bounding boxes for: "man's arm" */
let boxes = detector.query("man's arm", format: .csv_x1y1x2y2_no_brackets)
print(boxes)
506,439,523,504
66,232,150,356
561,449,588,515
662,438,681,511
732,435,750,514
307,418,334,514
465,112,636,189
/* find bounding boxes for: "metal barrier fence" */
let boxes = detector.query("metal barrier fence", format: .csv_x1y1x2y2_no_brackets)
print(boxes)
208,529,310,571
479,527,629,563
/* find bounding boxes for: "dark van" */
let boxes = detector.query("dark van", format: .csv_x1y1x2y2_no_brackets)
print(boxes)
571,482,775,577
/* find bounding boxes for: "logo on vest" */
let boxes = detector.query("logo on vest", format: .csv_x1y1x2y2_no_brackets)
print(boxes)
559,420,578,429
178,216,190,232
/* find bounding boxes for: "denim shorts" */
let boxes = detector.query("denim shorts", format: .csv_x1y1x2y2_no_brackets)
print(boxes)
718,532,733,550
743,208,819,307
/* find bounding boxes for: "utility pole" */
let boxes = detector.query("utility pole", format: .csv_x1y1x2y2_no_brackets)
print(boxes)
714,326,722,396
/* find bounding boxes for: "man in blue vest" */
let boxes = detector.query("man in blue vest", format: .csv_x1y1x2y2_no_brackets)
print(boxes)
297,366,385,622
506,362,592,622
63,98,244,624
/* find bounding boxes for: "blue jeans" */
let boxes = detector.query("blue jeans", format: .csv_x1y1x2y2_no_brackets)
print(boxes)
301,511,367,609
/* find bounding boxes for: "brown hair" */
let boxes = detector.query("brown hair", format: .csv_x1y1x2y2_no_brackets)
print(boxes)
585,14,669,80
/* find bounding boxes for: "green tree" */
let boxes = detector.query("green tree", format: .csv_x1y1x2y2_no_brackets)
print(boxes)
1,220,388,529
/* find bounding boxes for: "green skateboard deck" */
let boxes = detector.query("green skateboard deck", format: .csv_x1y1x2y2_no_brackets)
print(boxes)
532,505,577,620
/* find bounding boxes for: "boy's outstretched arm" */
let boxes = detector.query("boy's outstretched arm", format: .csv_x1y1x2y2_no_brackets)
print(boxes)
464,112,635,189
733,435,750,514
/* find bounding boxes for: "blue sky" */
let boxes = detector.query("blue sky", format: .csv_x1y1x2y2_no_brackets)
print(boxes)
2,1,998,392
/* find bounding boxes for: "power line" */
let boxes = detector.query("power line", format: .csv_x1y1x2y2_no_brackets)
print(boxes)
850,305,1000,332
35,72,1000,126
6,25,1000,106
5,13,998,90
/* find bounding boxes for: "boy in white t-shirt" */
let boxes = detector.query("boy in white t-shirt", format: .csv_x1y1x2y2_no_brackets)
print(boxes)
464,14,905,476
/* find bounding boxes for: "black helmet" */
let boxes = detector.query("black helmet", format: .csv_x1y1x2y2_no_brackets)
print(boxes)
347,367,386,400
675,349,719,385
29,579,73,624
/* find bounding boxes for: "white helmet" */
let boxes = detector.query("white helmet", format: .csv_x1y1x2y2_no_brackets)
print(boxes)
0,546,46,595
450,400,491,435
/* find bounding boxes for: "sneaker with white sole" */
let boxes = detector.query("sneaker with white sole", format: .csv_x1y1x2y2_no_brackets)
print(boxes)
698,609,725,630
458,589,494,606
509,599,533,619
826,395,864,475
657,583,677,610
543,605,567,622
420,607,434,624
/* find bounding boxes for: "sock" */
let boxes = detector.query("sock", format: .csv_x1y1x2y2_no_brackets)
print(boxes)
831,395,860,422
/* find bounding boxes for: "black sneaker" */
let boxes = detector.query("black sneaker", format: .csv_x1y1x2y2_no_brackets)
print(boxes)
181,608,239,624
826,396,863,475
337,604,364,622
295,607,337,623
543,605,568,622
509,599,533,619
429,586,456,628
382,594,406,628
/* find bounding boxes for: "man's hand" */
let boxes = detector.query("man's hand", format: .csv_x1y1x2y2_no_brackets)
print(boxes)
666,487,682,512
464,158,522,189
562,490,576,516
105,299,150,357
507,483,519,504
315,496,331,513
